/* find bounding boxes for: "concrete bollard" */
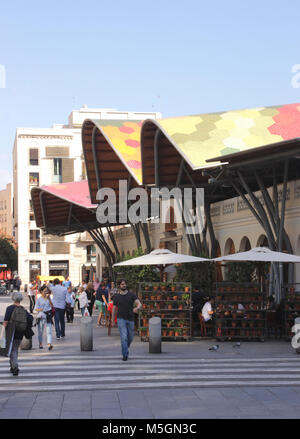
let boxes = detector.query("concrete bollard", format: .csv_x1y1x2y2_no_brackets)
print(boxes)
80,316,93,351
149,316,161,354
20,337,32,350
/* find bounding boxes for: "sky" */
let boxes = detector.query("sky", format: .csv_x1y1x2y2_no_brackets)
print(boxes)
0,0,300,190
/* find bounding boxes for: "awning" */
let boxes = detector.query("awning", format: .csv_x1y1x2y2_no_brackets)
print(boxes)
31,180,98,233
141,103,300,185
82,119,142,204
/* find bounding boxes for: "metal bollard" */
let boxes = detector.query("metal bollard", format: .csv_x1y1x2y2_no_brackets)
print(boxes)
80,316,93,351
20,337,32,350
149,316,161,354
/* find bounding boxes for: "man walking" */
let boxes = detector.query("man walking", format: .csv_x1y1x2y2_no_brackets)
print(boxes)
65,286,75,323
1,291,33,376
51,278,67,340
112,279,142,361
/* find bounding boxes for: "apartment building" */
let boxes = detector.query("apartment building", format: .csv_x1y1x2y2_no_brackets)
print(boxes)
13,106,161,286
0,183,12,237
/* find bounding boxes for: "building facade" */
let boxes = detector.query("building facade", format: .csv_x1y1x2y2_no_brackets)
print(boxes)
0,183,12,237
13,106,161,287
97,179,300,284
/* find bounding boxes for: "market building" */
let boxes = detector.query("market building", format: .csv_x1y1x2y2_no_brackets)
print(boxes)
32,103,300,285
14,106,161,286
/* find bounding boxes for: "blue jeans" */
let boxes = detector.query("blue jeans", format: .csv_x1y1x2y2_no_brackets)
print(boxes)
38,318,52,345
117,318,135,358
54,308,65,338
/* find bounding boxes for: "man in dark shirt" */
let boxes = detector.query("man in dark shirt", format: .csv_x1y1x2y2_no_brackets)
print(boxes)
2,291,32,376
112,279,142,361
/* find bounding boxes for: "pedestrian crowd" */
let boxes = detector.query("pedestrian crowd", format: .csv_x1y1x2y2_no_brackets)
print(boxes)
0,274,142,375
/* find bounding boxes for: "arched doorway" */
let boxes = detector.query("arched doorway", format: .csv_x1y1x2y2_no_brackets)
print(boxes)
257,235,268,247
224,238,235,255
239,236,251,252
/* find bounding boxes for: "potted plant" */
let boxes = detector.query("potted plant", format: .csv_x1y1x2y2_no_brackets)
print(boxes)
175,328,180,337
178,302,183,310
161,283,167,291
162,329,167,337
182,293,190,304
185,285,190,292
167,302,173,310
170,284,176,292
168,330,174,337
173,295,178,301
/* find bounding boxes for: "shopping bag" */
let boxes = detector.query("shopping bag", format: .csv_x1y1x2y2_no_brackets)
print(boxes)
83,308,90,317
0,325,6,349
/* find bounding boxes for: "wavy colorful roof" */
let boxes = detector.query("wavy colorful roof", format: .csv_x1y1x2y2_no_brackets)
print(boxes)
90,119,143,183
142,103,300,170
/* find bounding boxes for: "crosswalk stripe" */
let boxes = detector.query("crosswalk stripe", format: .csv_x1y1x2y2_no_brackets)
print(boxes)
0,353,300,365
0,362,300,370
1,367,300,376
1,373,300,386
1,353,300,392
2,380,300,393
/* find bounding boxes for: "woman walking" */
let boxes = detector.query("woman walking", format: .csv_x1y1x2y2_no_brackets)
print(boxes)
95,282,109,326
34,285,54,350
78,287,89,316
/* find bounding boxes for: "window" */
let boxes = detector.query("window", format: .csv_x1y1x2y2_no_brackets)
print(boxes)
53,158,62,183
29,173,39,185
29,229,40,252
87,245,96,263
29,148,39,166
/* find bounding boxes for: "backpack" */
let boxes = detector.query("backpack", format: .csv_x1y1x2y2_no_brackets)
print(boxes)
11,306,28,333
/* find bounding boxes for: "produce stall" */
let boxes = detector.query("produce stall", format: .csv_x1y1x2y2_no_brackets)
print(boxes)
214,281,267,342
138,282,192,342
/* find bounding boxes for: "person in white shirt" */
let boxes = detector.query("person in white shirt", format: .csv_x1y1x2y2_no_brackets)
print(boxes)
34,285,54,350
28,280,37,313
78,287,89,316
201,298,215,322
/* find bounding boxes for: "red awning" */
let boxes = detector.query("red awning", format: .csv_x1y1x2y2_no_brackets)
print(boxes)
40,180,96,209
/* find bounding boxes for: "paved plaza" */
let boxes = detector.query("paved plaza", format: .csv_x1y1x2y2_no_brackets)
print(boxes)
1,295,300,419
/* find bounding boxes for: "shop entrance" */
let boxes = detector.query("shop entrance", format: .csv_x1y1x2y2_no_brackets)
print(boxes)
29,261,41,282
49,261,69,279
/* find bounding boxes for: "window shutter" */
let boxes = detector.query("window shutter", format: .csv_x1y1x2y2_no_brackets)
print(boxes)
30,149,38,160
62,158,74,182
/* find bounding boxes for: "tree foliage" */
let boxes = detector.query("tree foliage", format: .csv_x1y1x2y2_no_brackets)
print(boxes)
0,235,18,271
113,247,159,292
224,261,259,283
173,255,215,294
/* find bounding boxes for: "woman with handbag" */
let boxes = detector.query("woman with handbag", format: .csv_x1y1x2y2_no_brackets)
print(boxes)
33,285,54,351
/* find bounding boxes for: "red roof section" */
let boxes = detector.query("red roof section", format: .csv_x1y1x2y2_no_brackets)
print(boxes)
41,180,96,209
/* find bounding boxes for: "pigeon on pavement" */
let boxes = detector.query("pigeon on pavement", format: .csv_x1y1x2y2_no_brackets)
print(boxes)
208,344,219,351
233,342,241,347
